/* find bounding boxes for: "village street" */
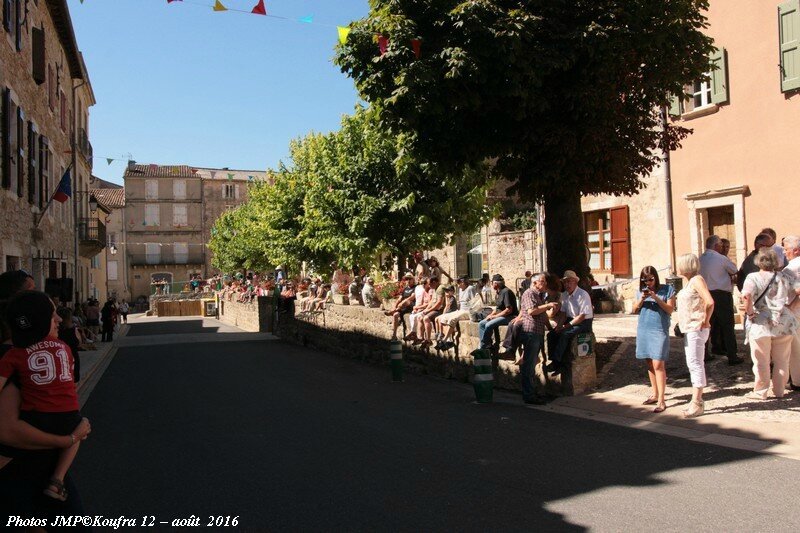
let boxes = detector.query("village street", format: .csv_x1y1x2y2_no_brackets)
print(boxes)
71,315,800,532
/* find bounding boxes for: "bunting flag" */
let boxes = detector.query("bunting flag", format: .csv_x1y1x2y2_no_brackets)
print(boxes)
227,173,235,180
106,158,114,165
299,15,313,24
149,164,158,172
191,168,198,174
378,35,388,56
213,0,227,12
248,175,254,180
167,0,183,3
210,171,217,179
411,39,421,59
251,0,266,16
337,26,351,44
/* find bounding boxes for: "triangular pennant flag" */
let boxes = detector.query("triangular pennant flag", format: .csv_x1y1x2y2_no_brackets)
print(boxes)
167,0,183,3
248,175,254,181
210,171,217,179
299,15,313,24
337,26,351,45
106,158,114,165
227,173,235,180
251,0,266,15
191,168,198,174
213,0,227,12
149,164,158,172
378,35,388,56
411,39,421,59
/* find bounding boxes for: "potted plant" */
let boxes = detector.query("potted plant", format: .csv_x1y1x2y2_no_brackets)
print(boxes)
377,281,403,310
331,283,349,305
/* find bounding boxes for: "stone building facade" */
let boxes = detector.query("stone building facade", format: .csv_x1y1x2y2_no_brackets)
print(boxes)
122,164,267,300
91,183,125,302
1,0,96,304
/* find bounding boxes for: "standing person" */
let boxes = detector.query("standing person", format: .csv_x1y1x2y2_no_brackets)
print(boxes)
100,300,115,343
85,299,100,338
633,266,676,413
698,235,741,364
361,277,379,308
0,291,84,501
676,253,715,418
760,227,787,268
118,299,129,324
736,234,772,292
784,235,800,390
545,270,593,374
519,271,533,297
477,275,518,351
516,274,556,404
479,273,493,305
741,248,800,399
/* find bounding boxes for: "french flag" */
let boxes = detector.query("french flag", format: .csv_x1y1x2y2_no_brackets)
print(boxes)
52,168,72,203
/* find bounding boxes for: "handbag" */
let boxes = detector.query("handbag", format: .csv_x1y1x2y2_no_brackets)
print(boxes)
744,271,778,343
674,324,684,338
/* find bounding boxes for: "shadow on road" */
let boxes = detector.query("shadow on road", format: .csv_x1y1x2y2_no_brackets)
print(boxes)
126,319,220,337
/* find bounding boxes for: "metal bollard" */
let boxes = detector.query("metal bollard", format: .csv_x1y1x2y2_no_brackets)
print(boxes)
390,339,404,382
471,348,493,403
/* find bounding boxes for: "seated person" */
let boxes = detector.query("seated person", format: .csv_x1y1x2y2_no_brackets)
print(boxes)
361,277,379,308
436,276,477,350
478,275,518,351
545,270,594,373
385,274,417,340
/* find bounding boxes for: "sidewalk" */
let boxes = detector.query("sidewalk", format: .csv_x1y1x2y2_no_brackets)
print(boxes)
76,319,132,405
550,313,800,459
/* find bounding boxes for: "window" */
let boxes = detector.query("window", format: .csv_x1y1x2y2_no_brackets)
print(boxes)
145,179,158,200
32,27,46,85
108,260,118,281
223,183,235,199
90,255,100,269
173,204,187,227
780,0,800,92
173,179,186,200
38,136,49,208
692,76,712,109
669,48,728,116
145,204,160,226
584,206,630,275
174,243,189,264
27,122,37,204
60,92,67,131
1,89,9,190
145,243,161,265
5,255,20,271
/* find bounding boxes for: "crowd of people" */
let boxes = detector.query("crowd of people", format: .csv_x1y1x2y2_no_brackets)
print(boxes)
634,229,800,418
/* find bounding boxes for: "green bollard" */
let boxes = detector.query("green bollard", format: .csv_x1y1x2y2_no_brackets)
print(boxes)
390,339,404,382
471,348,493,403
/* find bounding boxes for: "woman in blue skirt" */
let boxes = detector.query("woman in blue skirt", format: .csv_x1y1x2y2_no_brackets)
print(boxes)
634,266,676,413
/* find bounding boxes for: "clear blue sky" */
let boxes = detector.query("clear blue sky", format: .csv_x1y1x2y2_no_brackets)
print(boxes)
68,0,368,185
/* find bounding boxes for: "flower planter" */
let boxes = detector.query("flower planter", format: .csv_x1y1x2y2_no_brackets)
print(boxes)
381,297,397,311
332,293,349,305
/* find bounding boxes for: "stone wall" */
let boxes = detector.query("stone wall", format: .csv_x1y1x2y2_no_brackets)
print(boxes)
276,301,597,396
486,229,539,291
218,296,274,333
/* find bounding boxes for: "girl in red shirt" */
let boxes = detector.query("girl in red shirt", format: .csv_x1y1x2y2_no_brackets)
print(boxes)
0,291,82,501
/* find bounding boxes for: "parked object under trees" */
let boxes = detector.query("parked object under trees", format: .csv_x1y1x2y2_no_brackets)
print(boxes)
335,0,715,280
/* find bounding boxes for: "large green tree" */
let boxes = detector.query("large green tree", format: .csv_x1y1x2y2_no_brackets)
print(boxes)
209,107,493,275
336,0,714,278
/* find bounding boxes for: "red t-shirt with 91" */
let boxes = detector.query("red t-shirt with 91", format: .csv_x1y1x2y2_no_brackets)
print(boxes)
0,337,79,412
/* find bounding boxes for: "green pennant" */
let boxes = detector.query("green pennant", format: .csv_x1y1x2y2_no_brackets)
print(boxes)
227,173,235,180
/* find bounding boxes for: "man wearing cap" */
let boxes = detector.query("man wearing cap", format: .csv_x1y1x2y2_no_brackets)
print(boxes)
545,270,593,373
361,277,379,308
478,274,518,351
435,276,477,350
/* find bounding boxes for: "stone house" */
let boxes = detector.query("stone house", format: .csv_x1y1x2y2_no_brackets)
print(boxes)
122,164,267,300
91,182,125,302
1,0,97,303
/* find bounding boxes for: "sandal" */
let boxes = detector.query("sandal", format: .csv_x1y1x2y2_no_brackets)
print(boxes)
653,404,666,413
43,478,68,501
682,400,704,419
642,397,658,406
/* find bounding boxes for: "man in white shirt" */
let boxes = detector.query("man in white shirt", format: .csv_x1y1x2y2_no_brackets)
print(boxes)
783,235,800,390
698,235,742,364
545,270,593,374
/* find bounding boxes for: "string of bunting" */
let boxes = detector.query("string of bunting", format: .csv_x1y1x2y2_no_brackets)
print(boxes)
78,0,422,57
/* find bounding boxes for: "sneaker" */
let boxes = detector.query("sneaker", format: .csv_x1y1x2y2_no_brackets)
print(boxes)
745,391,768,400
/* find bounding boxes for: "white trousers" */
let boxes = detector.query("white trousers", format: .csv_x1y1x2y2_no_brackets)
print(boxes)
684,328,710,388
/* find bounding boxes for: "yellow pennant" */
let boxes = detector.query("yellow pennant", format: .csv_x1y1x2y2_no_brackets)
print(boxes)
337,26,351,44
213,0,227,11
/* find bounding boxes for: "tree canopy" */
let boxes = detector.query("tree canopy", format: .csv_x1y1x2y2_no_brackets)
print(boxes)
209,107,493,275
335,0,715,277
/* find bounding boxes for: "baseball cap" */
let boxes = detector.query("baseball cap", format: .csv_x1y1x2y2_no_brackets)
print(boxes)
491,274,504,282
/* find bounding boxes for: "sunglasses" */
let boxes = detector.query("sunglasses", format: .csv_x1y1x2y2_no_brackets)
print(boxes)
641,277,655,282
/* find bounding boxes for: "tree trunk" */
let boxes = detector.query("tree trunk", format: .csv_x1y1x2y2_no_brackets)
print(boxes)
543,189,590,283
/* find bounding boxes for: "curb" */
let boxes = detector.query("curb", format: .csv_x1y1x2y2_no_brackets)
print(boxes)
77,323,129,406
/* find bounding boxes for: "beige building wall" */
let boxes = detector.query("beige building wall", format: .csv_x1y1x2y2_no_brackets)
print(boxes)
92,185,127,302
670,0,800,264
0,0,90,304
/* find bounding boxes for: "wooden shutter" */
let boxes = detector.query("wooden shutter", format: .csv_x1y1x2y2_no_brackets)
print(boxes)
16,106,24,197
38,136,49,208
780,0,800,92
27,122,37,204
8,98,17,194
709,47,729,104
668,95,682,117
1,89,9,190
32,27,46,85
609,206,630,276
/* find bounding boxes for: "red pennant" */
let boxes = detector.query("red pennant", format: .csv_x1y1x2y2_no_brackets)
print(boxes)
411,39,421,59
378,35,388,56
251,0,266,15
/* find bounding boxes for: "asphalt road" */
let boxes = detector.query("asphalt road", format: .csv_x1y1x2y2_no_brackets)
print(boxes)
73,319,800,532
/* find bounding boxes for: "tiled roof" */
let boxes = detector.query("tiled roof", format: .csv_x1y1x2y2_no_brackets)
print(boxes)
193,168,269,182
91,188,125,209
123,164,198,178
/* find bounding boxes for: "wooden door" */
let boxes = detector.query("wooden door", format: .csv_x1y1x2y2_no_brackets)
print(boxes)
707,206,736,262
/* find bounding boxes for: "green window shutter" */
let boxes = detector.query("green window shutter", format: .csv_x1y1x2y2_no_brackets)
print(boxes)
668,95,682,116
779,0,800,92
709,47,728,104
